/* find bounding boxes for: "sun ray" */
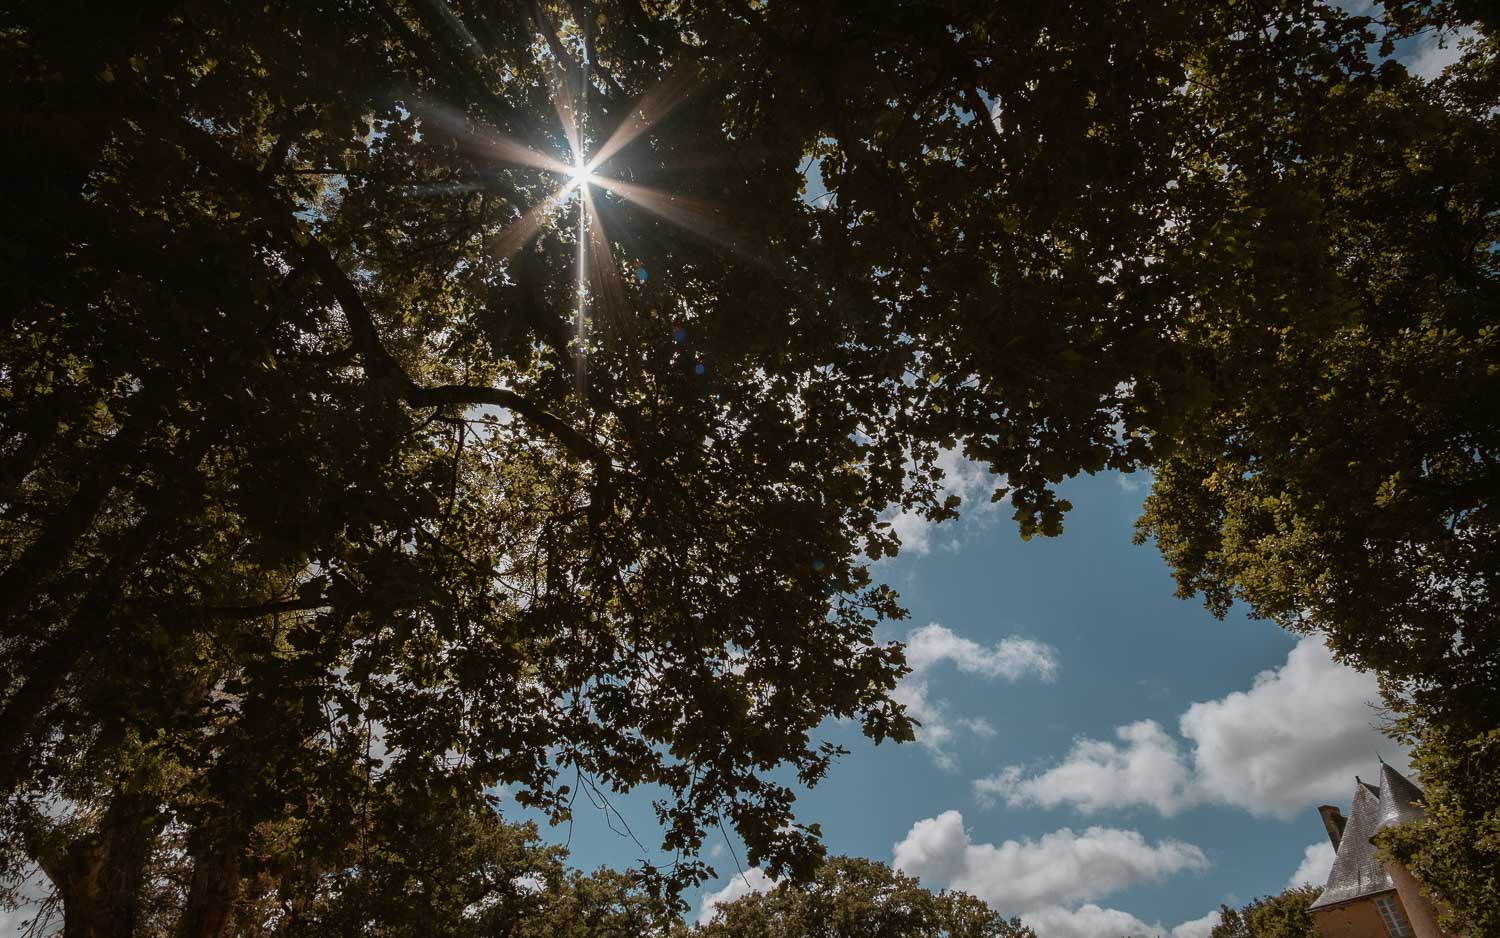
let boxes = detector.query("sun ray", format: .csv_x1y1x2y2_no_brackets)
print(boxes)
415,98,574,177
491,178,581,260
574,173,588,392
432,25,783,393
581,186,628,332
589,176,747,257
547,64,586,168
588,67,699,169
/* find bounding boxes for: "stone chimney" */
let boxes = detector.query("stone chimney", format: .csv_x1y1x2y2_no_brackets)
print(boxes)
1318,804,1346,849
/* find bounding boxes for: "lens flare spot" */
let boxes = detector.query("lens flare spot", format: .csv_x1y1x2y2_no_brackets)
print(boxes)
694,362,706,376
672,326,687,344
635,265,649,282
570,160,596,187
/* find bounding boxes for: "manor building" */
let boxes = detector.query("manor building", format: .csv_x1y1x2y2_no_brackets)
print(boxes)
1308,762,1455,938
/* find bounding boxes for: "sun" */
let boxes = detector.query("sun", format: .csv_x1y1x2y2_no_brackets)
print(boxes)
442,59,723,391
570,159,597,187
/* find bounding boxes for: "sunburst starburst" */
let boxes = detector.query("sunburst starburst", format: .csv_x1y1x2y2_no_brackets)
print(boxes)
415,25,733,394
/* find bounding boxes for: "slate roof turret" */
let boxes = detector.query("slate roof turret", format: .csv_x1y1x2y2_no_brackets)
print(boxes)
1376,760,1426,831
1307,764,1426,912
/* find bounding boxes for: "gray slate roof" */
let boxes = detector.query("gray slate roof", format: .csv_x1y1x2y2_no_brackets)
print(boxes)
1308,763,1425,911
1376,762,1426,830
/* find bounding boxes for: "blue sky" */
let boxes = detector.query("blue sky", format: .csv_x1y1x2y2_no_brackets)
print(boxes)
536,464,1405,938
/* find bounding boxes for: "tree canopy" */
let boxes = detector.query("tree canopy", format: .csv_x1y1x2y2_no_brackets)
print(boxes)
2,0,1497,934
1134,3,1499,919
696,856,1035,938
1208,885,1322,938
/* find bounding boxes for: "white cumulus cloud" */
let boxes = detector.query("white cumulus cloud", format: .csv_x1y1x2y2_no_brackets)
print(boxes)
1288,840,1337,889
696,868,778,925
896,625,1058,771
904,624,1060,682
976,719,1192,816
976,636,1405,819
1180,636,1403,817
1019,904,1218,938
891,810,1208,911
1022,904,1162,938
1171,909,1224,938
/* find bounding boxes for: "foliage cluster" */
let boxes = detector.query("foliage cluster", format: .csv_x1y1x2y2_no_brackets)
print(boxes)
1207,886,1322,938
698,857,1035,938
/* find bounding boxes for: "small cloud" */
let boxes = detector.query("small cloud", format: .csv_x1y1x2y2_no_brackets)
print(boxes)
1171,909,1224,938
1022,904,1161,938
956,716,998,738
511,873,545,894
1405,26,1476,80
696,868,777,925
1022,905,1219,938
903,625,1059,683
1288,839,1337,889
1137,676,1172,700
975,719,1193,816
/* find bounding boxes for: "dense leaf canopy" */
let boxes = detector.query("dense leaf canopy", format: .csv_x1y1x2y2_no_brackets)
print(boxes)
1,0,1496,934
696,856,1035,938
1208,885,1322,938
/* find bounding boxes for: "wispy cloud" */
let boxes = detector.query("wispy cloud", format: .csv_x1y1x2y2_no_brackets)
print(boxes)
1406,26,1477,80
896,624,1058,771
1117,470,1151,494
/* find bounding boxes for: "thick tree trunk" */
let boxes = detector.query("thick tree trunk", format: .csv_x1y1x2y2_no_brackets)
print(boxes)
40,785,161,938
175,840,244,938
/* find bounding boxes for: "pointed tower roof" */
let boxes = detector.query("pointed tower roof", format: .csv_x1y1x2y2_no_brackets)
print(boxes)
1375,762,1426,832
1308,780,1394,910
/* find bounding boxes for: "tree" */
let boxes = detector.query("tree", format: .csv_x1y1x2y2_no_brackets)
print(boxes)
694,856,1035,938
1132,6,1500,926
1208,886,1322,938
4,0,1495,934
4,2,932,929
8,786,688,937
